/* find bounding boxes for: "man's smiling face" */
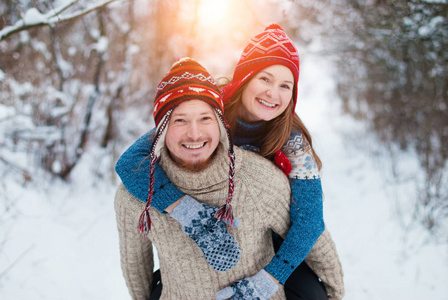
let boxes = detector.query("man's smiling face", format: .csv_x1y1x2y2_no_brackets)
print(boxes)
165,100,220,171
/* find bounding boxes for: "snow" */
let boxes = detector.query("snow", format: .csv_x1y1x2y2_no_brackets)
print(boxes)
418,16,445,36
0,103,15,119
92,36,109,53
23,8,47,25
8,80,34,97
0,7,46,40
1,53,447,300
68,46,77,57
0,1,120,42
298,53,448,299
422,0,447,3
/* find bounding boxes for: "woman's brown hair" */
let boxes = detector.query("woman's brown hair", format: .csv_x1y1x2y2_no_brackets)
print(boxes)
222,80,322,170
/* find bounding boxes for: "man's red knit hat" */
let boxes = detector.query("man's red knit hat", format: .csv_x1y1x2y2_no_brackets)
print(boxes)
139,58,236,235
153,58,224,126
222,24,300,112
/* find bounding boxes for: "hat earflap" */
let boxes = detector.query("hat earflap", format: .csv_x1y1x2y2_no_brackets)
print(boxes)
139,109,173,236
213,108,236,227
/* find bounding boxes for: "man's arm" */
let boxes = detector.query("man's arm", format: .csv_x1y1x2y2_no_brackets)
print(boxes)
115,184,154,299
216,155,292,300
305,228,345,300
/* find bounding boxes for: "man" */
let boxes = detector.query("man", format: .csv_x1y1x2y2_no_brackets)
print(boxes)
114,58,292,299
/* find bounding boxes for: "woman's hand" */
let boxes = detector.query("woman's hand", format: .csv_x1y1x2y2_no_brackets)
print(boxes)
215,270,279,300
170,195,241,272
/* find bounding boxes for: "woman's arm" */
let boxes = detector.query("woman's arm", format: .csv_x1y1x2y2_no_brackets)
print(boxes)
264,131,325,284
264,178,325,284
115,184,154,299
115,129,184,212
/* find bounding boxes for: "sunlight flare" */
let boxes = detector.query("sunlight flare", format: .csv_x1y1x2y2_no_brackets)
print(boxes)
197,0,229,27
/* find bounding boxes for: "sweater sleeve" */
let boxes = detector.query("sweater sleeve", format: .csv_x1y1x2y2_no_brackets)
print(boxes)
114,184,155,300
115,130,185,212
264,131,325,285
305,227,345,300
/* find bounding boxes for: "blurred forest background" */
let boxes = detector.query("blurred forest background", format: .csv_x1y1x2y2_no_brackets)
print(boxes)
0,0,447,239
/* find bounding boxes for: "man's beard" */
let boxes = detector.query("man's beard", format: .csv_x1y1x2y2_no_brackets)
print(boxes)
170,148,218,172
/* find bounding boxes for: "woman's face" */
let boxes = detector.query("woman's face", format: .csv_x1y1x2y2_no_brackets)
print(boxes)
239,65,294,122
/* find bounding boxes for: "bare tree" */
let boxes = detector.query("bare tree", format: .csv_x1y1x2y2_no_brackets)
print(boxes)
0,0,126,180
284,0,448,234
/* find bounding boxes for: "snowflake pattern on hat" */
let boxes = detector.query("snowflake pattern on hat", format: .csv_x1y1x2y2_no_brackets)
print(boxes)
239,24,299,74
157,72,216,91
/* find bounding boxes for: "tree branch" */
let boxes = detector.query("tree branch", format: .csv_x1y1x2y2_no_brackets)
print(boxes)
0,244,35,279
0,156,32,182
0,0,122,42
47,0,81,19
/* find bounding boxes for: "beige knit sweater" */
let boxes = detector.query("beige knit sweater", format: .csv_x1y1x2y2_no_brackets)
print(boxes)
115,145,292,299
306,228,345,299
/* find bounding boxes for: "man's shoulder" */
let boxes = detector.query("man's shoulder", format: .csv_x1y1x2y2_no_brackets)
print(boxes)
234,147,290,189
115,183,146,212
235,146,273,168
116,183,132,199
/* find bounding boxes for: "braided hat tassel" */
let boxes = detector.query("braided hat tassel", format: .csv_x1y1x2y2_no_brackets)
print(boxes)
138,110,172,236
214,151,236,226
214,110,236,226
138,155,157,235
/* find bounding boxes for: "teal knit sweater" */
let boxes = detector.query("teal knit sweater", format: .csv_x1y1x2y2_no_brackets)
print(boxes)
115,119,324,284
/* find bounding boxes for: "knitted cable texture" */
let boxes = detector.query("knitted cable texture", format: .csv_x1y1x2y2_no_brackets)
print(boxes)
115,124,344,294
115,146,291,299
305,228,345,300
116,127,344,291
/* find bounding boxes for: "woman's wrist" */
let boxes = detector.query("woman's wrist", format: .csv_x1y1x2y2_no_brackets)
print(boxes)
164,197,183,214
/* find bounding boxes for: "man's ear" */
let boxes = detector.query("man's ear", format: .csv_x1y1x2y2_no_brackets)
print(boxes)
214,110,229,150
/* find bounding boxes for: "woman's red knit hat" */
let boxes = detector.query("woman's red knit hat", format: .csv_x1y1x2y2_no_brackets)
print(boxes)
222,24,300,112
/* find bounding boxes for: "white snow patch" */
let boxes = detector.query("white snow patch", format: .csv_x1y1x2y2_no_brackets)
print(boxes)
93,36,109,53
0,103,15,119
23,8,47,25
9,80,34,97
68,46,77,57
418,16,445,36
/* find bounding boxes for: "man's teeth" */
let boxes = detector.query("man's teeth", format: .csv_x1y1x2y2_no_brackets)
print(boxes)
184,143,205,149
258,99,275,108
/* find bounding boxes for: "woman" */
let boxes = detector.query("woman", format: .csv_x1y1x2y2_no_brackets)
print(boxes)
116,25,344,299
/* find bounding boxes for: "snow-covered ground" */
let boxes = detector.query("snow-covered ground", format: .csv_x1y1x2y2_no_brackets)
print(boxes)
1,53,447,299
299,53,448,300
